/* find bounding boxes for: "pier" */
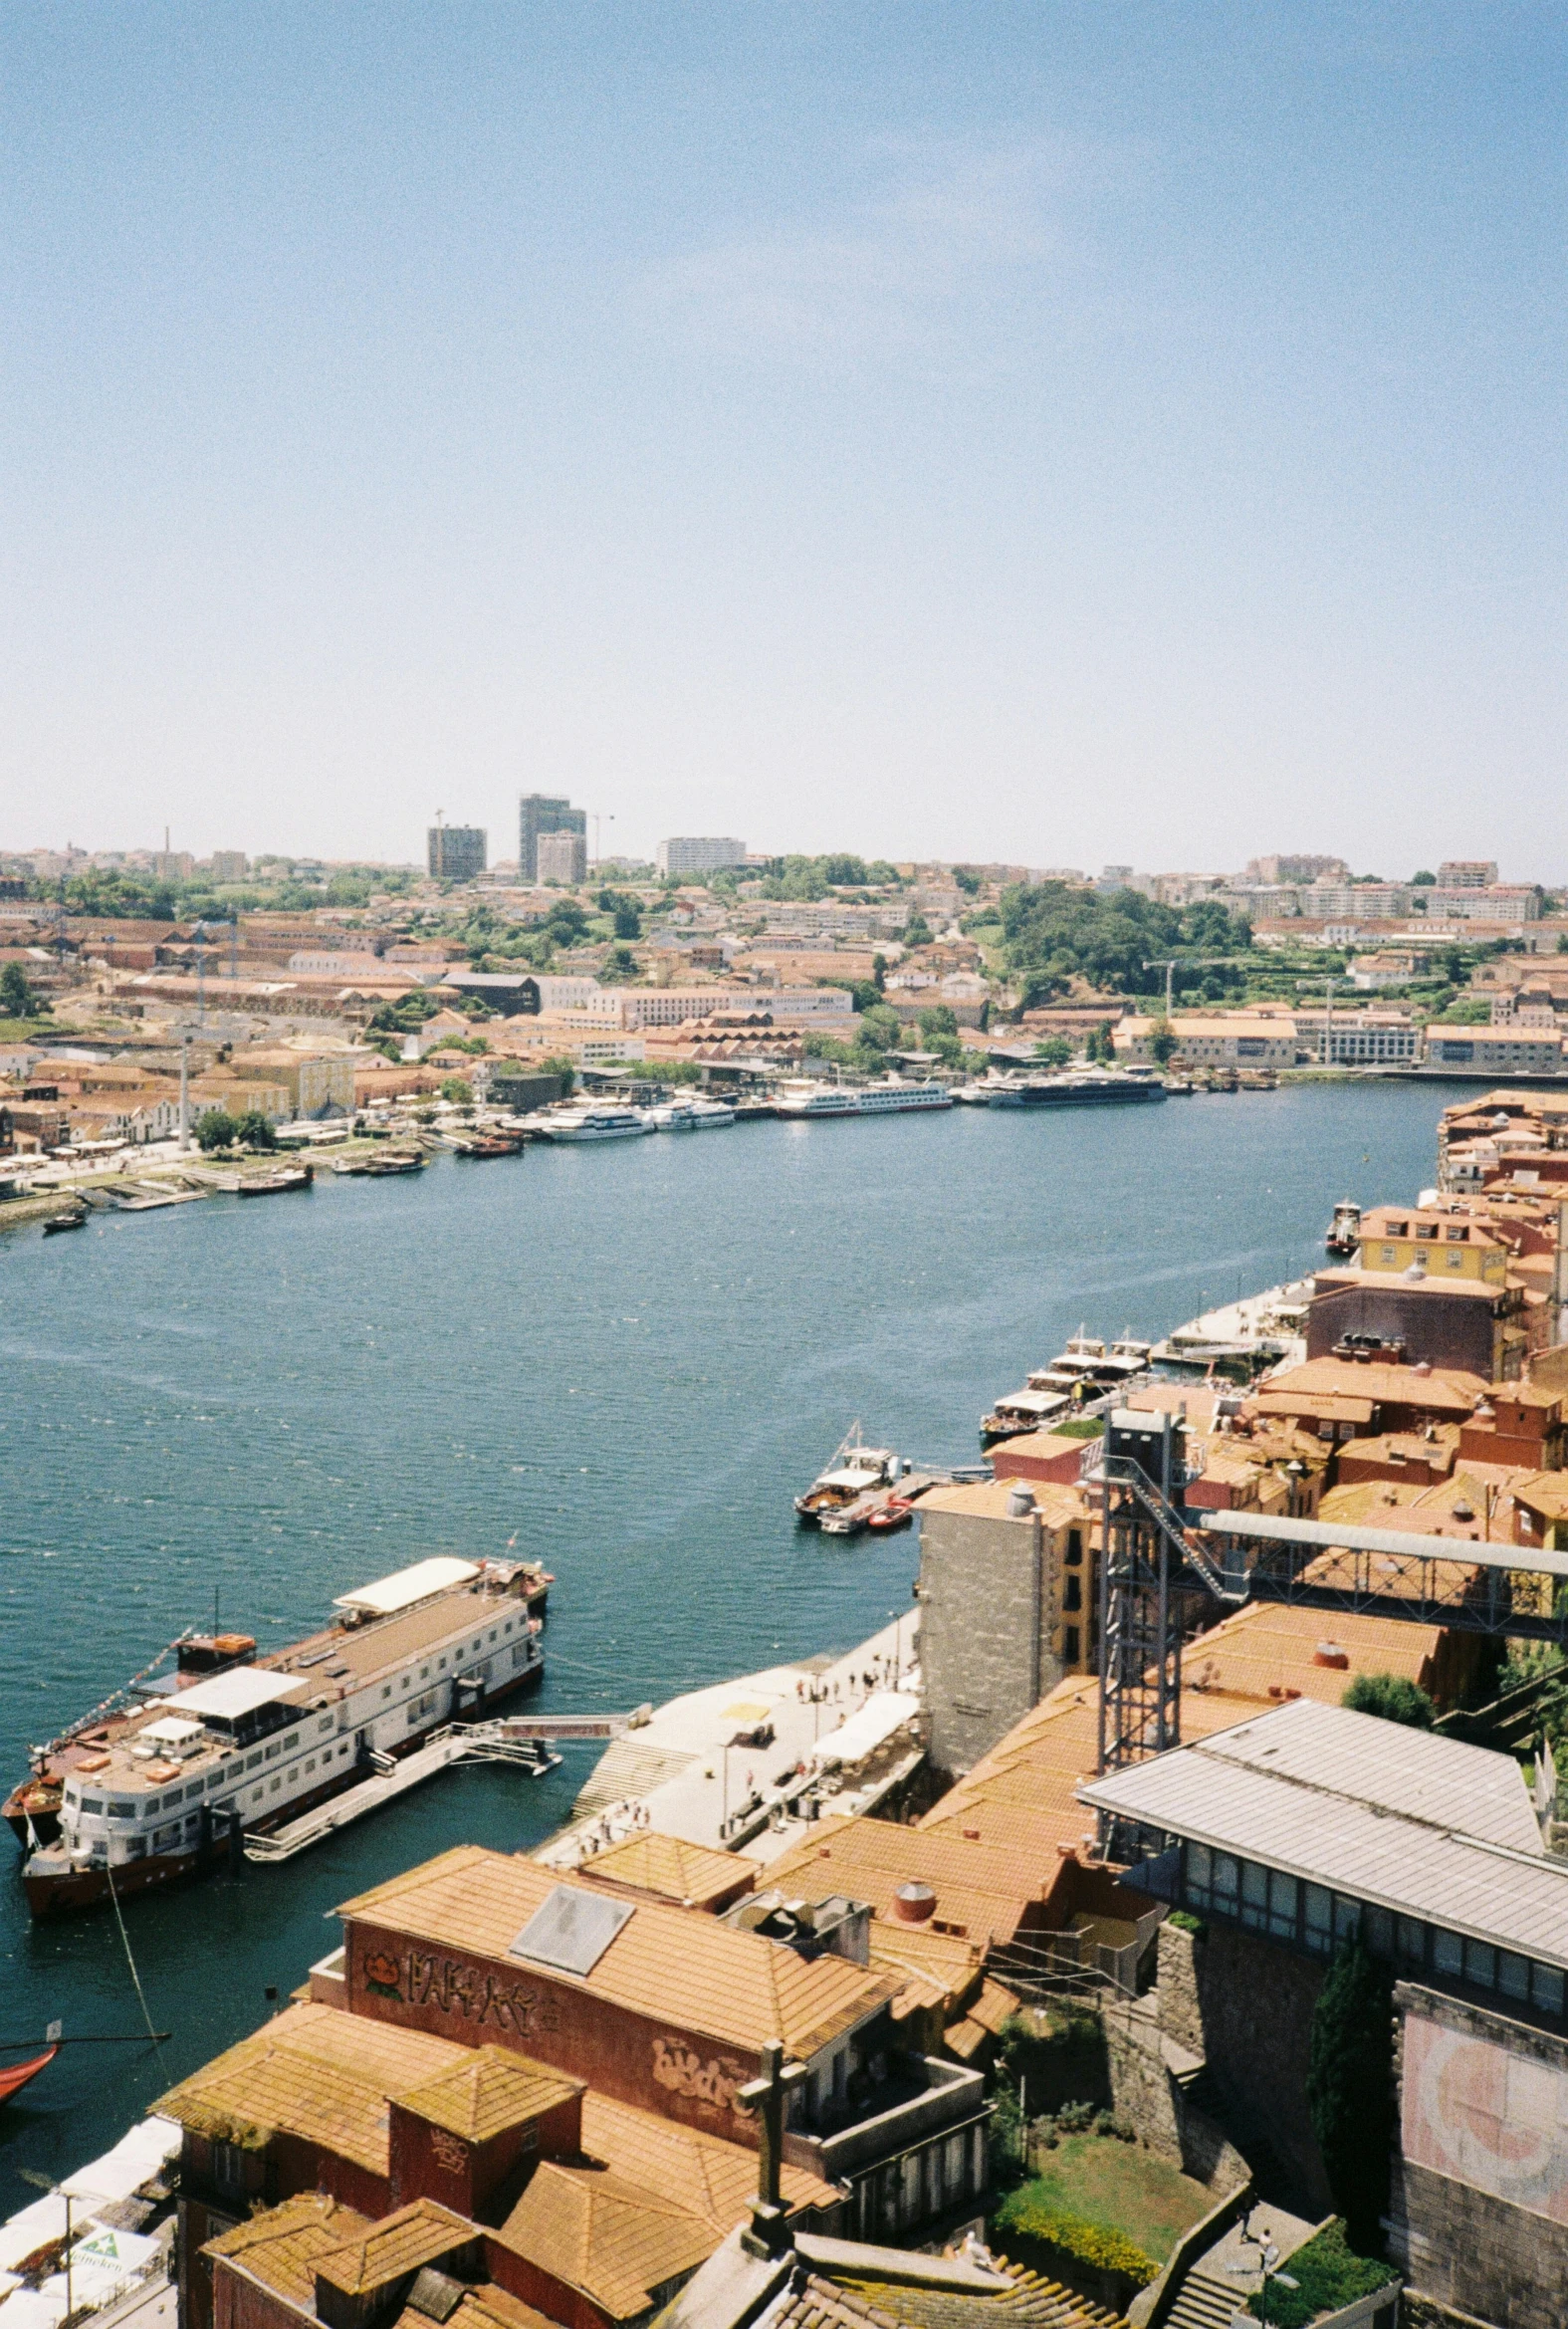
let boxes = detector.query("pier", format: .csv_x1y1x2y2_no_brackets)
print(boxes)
242,1715,637,1864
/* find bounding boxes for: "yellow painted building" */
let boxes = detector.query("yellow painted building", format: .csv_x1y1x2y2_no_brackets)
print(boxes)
1358,1205,1509,1285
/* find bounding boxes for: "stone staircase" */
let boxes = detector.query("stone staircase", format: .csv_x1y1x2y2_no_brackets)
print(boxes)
1161,2265,1246,2329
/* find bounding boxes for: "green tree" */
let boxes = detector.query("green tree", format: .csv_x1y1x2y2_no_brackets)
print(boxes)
1033,1036,1072,1067
599,944,639,982
1341,1673,1436,1729
821,853,869,887
858,1004,903,1051
1412,869,1436,885
1148,1020,1179,1066
232,1109,277,1151
1085,1021,1116,1065
1306,1942,1394,2248
0,962,42,1018
918,1003,959,1040
540,1053,577,1097
613,903,641,940
440,1076,473,1104
952,865,982,894
903,912,934,949
194,1108,238,1152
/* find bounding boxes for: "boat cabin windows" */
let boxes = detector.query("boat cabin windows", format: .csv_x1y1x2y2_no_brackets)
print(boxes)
247,1751,263,1768
81,1797,103,1814
282,1732,299,1750
318,1716,333,1734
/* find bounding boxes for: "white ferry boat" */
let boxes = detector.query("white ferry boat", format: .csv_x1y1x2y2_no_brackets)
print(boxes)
540,1105,653,1142
774,1079,954,1119
646,1097,738,1131
15,1556,547,1920
1151,1281,1312,1375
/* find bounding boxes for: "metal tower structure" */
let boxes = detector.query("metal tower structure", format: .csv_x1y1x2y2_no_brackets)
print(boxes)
1093,1407,1242,1775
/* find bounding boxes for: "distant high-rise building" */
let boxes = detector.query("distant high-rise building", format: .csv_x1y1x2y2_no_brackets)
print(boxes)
209,851,248,882
427,824,487,881
655,836,748,878
536,829,587,885
519,794,586,881
1244,854,1351,886
152,851,195,880
1437,859,1498,890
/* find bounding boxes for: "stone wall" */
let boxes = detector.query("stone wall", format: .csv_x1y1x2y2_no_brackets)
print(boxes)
1154,1920,1331,2213
918,1504,1057,1777
1389,1982,1568,2329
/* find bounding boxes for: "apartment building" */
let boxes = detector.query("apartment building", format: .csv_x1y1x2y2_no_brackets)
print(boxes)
428,826,487,882
1425,1029,1566,1077
535,830,586,885
655,837,747,877
518,797,585,883
1293,1008,1419,1065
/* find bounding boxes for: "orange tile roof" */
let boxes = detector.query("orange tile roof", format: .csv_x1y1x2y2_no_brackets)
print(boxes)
918,1478,1086,1527
580,2089,837,2221
398,2046,581,2143
764,1818,1041,1947
390,2285,559,2329
157,2001,465,2172
499,2159,718,2321
337,1850,897,2061
316,2201,476,2295
1259,1359,1486,1412
577,1830,763,1911
202,2195,371,2308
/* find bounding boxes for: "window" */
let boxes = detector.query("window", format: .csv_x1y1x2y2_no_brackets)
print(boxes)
1433,1930,1463,1980
318,1717,333,1734
1364,1906,1394,1959
1533,1965,1564,2015
1267,1870,1297,1941
488,1628,498,1643
1240,1861,1269,1933
269,1777,281,1794
1498,1953,1530,2002
1064,1574,1082,1613
283,1733,299,1749
1066,1530,1082,1565
1447,1226,1468,1242
1397,1917,1426,1972
420,1666,430,1680
438,1655,447,1669
247,1752,263,1769
153,1825,180,1851
1447,1250,1464,1270
211,2142,248,2195
305,1759,317,1775
1063,1626,1080,1666
381,1686,391,1700
1380,1246,1397,1266
1304,1885,1333,1956
1464,1940,1496,1990
81,1798,104,1814
265,1743,279,1760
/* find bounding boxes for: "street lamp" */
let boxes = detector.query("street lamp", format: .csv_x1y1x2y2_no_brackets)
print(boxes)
18,2169,73,2320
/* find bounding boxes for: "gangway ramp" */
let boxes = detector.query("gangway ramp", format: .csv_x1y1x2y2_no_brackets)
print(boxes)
243,1715,633,1864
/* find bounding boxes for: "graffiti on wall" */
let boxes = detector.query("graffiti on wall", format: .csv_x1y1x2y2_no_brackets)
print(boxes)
360,1946,562,2037
651,2036,749,2116
1404,2009,1568,2223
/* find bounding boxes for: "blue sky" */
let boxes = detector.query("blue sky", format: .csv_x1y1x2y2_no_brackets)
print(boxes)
4,5,1564,874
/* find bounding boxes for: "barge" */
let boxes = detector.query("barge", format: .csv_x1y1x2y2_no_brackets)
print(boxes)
8,1554,551,1919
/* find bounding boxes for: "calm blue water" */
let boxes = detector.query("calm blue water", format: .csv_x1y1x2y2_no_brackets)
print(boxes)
0,1083,1447,2202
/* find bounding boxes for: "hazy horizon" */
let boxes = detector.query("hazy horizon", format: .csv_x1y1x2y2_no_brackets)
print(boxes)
5,6,1565,876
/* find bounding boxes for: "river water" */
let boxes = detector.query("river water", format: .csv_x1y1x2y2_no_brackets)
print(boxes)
0,1081,1450,2203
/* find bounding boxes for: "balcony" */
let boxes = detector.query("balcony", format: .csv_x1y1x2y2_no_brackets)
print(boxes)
783,2054,988,2185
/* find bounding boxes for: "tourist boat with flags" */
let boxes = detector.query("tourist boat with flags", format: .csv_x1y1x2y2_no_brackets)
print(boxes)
7,1553,552,1919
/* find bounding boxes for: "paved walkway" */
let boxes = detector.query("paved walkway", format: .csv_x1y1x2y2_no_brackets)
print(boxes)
536,1616,920,1870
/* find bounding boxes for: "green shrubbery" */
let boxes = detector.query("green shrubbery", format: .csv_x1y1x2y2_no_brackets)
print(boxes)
992,2189,1157,2291
1341,1672,1436,1729
1246,2220,1396,2327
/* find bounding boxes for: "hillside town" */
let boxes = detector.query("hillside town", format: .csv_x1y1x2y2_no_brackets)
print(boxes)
4,817,1568,1176
4,1005,1568,2329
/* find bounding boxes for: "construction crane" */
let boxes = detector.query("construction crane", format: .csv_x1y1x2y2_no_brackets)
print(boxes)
1142,957,1244,1018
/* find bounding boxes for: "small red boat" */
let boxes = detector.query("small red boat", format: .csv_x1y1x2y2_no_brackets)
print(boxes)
0,2045,58,2106
866,1497,915,1533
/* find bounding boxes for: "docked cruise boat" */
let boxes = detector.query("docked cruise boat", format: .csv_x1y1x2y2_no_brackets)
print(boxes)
980,1332,1153,1446
987,1072,1166,1109
538,1105,653,1141
646,1096,738,1131
774,1078,954,1118
794,1428,902,1524
10,1555,550,1919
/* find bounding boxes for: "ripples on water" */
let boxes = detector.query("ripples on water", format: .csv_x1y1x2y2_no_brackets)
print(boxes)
0,1083,1446,2197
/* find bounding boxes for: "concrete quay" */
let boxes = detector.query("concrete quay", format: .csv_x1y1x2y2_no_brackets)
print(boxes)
534,1615,923,1874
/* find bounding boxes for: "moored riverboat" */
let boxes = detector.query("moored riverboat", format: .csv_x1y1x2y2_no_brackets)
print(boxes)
794,1427,902,1524
9,1554,553,1917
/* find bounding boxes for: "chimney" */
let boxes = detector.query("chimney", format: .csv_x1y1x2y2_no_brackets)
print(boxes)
891,1881,937,1925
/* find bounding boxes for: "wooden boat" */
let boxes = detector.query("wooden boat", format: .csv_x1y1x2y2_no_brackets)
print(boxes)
865,1497,915,1533
0,2044,58,2105
451,1133,523,1158
42,1211,87,1235
236,1164,314,1196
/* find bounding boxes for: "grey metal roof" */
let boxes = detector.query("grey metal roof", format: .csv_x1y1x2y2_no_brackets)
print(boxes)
1078,1702,1568,1969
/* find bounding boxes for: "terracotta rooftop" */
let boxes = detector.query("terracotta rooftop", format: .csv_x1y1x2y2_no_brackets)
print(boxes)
157,2001,463,2172
316,2201,477,2296
502,2156,719,2321
577,1830,763,1911
580,2090,837,2224
1257,1359,1487,1413
763,1817,1043,1948
389,2285,558,2329
398,2046,582,2143
338,1849,898,2061
202,2194,371,2309
917,1478,1086,1527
